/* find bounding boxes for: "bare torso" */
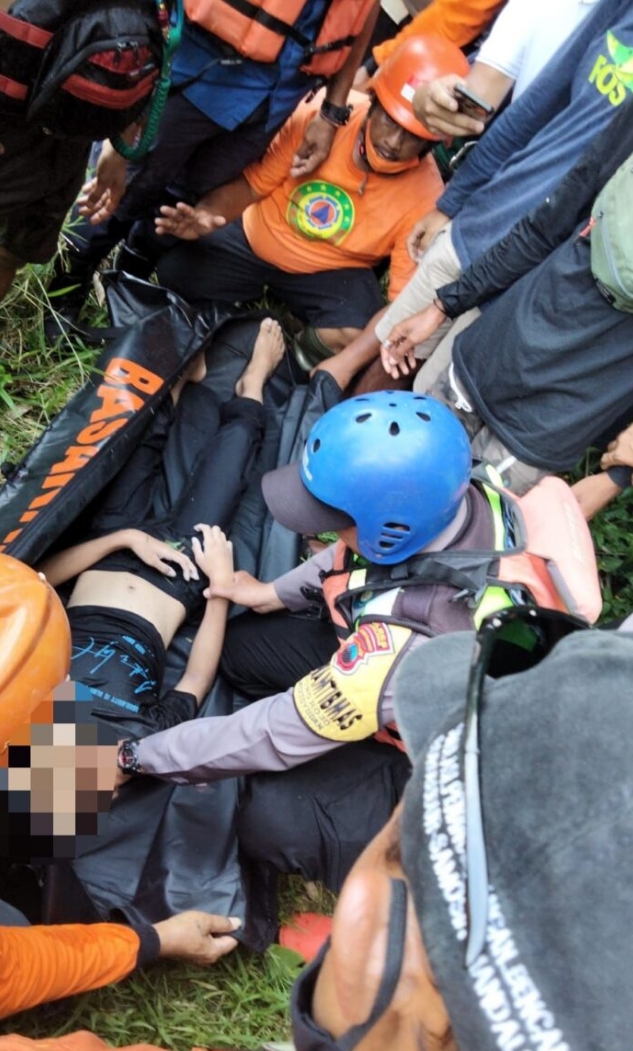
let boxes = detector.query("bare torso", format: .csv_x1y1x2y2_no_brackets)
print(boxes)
67,570,187,648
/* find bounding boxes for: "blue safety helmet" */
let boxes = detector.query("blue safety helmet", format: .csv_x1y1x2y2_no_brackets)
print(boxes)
300,391,471,563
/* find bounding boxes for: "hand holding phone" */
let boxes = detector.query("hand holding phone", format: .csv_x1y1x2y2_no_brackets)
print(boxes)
453,84,495,120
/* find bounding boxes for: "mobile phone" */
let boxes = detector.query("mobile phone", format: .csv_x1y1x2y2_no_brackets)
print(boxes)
453,84,495,119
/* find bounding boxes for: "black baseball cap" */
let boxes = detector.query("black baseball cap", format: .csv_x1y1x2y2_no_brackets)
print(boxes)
394,626,633,1051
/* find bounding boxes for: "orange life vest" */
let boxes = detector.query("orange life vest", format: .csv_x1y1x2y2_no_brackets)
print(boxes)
183,0,376,76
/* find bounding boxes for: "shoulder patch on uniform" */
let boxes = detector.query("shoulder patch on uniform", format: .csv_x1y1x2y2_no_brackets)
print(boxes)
293,622,412,742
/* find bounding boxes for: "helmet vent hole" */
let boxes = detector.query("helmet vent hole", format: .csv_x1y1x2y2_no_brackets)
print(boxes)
416,411,431,422
356,413,372,423
385,522,410,534
313,438,321,452
389,422,400,436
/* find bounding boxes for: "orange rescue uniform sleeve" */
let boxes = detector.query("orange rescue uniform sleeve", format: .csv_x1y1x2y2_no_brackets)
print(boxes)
0,922,141,1018
373,0,505,64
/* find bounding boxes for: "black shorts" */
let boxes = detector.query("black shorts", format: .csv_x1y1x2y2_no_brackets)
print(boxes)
0,121,90,262
156,219,384,330
68,605,197,734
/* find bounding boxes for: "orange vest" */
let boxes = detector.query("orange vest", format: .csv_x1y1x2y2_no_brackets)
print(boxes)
183,0,376,76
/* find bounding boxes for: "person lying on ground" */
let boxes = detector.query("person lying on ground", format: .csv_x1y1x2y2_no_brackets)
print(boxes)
37,319,284,736
313,0,632,394
0,563,240,1024
292,606,633,1051
110,392,596,946
152,37,466,365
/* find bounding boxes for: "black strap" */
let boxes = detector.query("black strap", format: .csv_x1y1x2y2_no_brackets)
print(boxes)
220,0,355,60
222,0,311,49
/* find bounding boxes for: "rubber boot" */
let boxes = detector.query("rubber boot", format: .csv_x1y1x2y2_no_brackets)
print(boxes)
44,246,101,343
44,212,133,343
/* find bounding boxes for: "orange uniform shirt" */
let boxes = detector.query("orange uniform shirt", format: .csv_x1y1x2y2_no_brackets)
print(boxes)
243,93,443,300
0,922,140,1019
373,0,505,63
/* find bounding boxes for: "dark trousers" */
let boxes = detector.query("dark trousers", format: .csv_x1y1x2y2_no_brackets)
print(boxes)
222,610,412,948
62,93,283,280
91,384,265,549
156,220,385,330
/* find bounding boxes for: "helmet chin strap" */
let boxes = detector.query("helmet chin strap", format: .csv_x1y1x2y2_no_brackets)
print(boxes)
359,118,421,175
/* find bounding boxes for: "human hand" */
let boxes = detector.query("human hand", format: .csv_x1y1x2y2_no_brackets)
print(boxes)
153,911,241,965
380,304,446,379
290,114,337,179
406,208,450,263
206,569,282,613
192,525,234,592
78,142,127,225
155,201,227,239
127,530,199,580
413,75,486,139
600,423,633,470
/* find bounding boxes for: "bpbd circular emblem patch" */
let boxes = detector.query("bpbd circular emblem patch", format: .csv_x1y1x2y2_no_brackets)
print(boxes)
287,181,355,245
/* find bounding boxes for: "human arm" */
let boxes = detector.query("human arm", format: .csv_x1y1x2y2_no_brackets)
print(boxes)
0,912,239,1018
155,174,260,239
77,123,143,225
37,529,198,587
290,0,380,178
412,63,513,140
174,526,232,704
571,471,630,522
208,543,337,613
424,110,625,320
372,0,503,67
136,621,417,784
436,34,581,219
380,300,447,379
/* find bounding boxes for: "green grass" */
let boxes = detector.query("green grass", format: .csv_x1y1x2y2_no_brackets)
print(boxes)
1,262,633,1046
4,946,304,1049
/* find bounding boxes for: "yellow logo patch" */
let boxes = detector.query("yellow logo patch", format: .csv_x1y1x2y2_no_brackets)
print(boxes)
293,622,412,742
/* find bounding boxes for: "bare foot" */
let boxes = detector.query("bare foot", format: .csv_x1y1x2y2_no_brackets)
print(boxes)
235,318,285,402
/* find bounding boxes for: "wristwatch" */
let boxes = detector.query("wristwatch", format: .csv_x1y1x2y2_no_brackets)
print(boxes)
320,99,354,128
117,739,143,776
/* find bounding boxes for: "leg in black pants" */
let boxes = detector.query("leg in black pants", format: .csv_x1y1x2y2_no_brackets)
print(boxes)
220,609,339,699
239,739,412,951
89,384,265,543
222,603,411,951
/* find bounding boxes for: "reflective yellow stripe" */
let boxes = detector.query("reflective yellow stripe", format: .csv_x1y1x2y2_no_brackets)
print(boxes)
348,568,367,590
473,480,513,628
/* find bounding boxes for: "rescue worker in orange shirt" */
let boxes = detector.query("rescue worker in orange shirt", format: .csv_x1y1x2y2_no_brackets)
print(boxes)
153,37,467,368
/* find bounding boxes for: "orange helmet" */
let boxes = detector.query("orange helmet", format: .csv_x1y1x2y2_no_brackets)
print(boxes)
370,35,470,140
0,554,71,746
